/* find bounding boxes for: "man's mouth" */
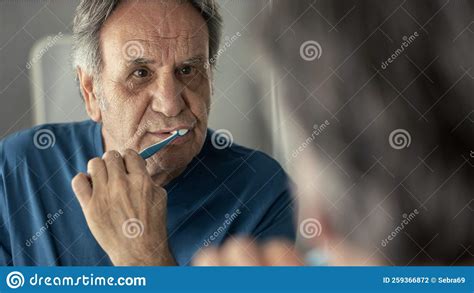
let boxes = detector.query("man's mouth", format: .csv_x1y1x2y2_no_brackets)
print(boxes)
139,128,193,159
149,126,193,144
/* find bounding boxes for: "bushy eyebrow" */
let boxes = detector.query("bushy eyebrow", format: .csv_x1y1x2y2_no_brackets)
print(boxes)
127,55,206,67
128,58,155,66
181,55,206,65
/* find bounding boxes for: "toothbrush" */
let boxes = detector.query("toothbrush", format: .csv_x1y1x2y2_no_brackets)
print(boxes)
139,129,189,160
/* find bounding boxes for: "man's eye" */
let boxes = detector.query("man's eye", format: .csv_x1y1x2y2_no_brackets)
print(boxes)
177,65,194,76
132,69,150,78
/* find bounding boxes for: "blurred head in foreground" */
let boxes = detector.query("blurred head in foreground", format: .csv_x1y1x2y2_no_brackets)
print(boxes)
194,0,473,266
266,0,474,265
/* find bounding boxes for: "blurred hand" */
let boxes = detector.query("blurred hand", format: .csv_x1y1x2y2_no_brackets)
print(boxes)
71,149,175,266
193,237,304,266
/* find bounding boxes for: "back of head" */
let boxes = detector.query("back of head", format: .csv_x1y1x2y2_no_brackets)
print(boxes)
258,0,473,265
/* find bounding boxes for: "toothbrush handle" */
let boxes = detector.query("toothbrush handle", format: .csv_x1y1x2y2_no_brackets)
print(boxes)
139,134,179,160
140,144,167,159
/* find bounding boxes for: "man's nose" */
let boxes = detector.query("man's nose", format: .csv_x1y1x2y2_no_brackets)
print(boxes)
150,72,186,117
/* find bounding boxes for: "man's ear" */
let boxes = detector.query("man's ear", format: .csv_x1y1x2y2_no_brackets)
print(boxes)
77,67,102,122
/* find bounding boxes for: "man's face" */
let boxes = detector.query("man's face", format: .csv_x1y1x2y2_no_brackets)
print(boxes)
94,0,211,177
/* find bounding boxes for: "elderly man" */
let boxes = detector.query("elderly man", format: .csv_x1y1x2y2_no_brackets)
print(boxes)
0,0,295,266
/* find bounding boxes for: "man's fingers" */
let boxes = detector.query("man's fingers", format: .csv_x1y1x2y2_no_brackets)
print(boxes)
192,238,304,266
123,149,147,174
71,173,93,209
102,150,126,179
261,240,304,266
192,247,221,266
220,237,261,266
87,157,107,187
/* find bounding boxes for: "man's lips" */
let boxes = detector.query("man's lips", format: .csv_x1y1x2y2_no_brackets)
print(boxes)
149,125,194,136
148,127,193,145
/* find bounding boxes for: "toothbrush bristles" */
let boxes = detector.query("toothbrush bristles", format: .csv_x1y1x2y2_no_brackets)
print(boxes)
178,129,189,136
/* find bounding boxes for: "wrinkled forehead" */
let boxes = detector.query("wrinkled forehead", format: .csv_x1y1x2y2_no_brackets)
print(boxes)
100,0,209,63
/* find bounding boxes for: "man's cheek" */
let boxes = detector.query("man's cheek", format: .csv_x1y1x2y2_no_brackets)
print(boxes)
194,97,211,121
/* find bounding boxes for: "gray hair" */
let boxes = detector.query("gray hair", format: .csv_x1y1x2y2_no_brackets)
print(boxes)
72,0,222,79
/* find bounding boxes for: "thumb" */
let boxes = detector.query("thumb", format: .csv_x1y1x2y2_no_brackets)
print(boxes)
71,172,93,209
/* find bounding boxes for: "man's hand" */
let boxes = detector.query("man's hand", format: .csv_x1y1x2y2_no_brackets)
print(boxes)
192,237,304,266
71,149,175,266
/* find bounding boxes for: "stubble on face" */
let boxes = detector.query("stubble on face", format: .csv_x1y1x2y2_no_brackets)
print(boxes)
96,0,212,182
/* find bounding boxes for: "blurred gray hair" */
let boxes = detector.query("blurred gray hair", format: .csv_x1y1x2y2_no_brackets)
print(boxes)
259,0,473,265
72,0,222,78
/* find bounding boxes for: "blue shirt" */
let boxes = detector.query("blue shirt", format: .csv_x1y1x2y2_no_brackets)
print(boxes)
0,120,295,266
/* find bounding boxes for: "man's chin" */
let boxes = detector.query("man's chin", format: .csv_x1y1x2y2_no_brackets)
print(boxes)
144,136,205,180
146,150,192,177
